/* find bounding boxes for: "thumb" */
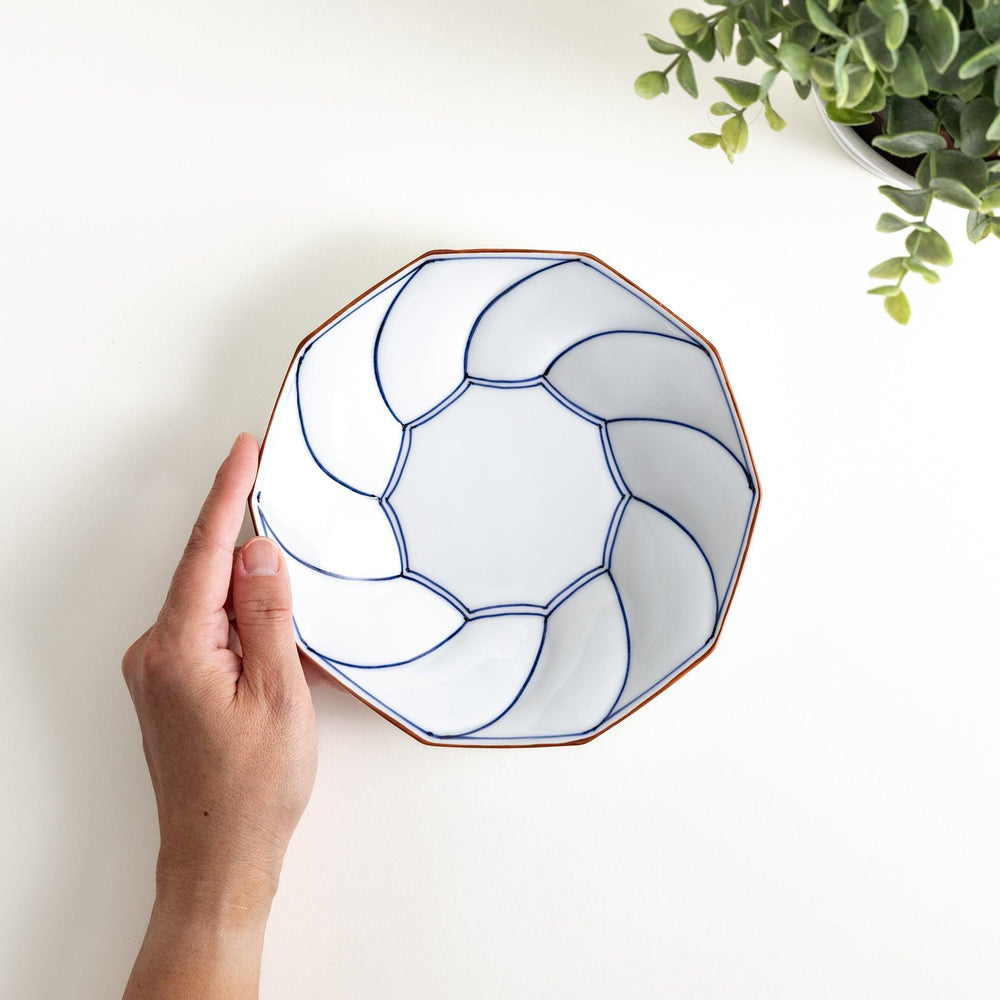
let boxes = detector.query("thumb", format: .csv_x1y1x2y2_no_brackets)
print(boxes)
232,537,300,694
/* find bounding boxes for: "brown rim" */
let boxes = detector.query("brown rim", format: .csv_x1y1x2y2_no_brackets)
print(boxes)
248,248,761,748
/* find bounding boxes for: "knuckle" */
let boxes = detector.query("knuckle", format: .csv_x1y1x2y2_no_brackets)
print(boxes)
239,592,293,623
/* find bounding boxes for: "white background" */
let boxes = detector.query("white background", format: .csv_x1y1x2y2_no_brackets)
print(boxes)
3,1,999,997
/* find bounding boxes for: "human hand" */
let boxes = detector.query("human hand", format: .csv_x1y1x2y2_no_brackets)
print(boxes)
122,433,317,999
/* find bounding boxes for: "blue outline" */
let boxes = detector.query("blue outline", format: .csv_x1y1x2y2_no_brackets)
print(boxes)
379,498,409,569
597,572,632,728
402,569,469,616
606,416,753,485
442,620,549,738
716,490,758,623
305,622,467,671
371,264,426,425
607,630,715,721
543,327,750,471
408,379,471,430
463,258,577,376
258,509,400,582
467,375,543,389
629,496,720,621
543,328,705,378
278,251,759,743
599,422,629,496
294,362,387,498
578,260,699,346
602,495,630,568
381,426,412,499
294,268,418,497
301,268,415,352
544,565,606,613
539,378,603,425
469,601,546,616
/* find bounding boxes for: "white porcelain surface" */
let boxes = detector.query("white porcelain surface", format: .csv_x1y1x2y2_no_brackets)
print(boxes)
252,251,759,745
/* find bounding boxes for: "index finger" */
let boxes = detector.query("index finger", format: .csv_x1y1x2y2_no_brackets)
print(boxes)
162,433,260,621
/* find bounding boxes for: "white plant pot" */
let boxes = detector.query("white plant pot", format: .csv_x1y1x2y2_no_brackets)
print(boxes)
813,91,919,189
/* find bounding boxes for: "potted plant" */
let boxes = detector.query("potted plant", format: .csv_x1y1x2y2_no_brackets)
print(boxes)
635,0,1000,323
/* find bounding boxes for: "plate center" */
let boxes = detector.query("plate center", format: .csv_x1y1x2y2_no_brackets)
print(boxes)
387,383,622,611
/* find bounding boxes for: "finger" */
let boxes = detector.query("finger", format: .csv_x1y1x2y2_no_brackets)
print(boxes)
162,434,259,622
231,536,301,698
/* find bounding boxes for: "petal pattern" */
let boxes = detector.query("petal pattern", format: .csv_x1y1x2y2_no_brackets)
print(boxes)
470,573,628,740
254,251,758,745
607,419,754,607
375,256,552,423
276,532,465,667
297,277,405,496
334,615,545,737
608,499,717,718
546,330,746,462
255,381,401,579
465,259,696,381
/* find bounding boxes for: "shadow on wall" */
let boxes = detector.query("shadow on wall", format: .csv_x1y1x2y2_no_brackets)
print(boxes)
9,229,422,998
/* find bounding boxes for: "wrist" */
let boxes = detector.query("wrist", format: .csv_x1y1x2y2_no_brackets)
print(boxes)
154,849,280,930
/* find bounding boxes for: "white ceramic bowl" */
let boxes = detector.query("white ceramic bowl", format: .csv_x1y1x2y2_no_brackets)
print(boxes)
251,250,759,746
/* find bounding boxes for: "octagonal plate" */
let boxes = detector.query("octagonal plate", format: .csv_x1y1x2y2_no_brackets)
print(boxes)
250,249,760,747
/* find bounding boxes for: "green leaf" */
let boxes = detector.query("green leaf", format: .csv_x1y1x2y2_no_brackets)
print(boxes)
988,109,1000,141
868,284,903,295
644,34,685,55
918,7,960,73
929,176,982,208
677,54,698,97
872,130,948,156
884,3,909,51
857,3,897,72
919,149,991,193
884,289,911,323
967,208,992,241
670,9,709,38
779,42,813,83
886,96,938,135
904,258,941,283
810,56,836,88
715,76,760,107
710,101,739,115
876,212,911,232
764,97,786,131
689,132,722,149
834,41,851,96
716,12,736,58
685,27,718,62
806,0,847,37
959,97,1000,156
879,185,933,216
759,67,781,101
891,45,930,98
824,102,875,125
736,37,755,66
974,2,1000,44
854,78,887,113
980,183,1000,209
635,71,668,99
959,41,1000,80
905,227,953,265
868,256,908,278
721,113,750,155
838,64,876,108
867,0,898,18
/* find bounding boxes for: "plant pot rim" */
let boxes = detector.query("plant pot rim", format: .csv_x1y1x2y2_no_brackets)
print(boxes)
813,91,918,190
